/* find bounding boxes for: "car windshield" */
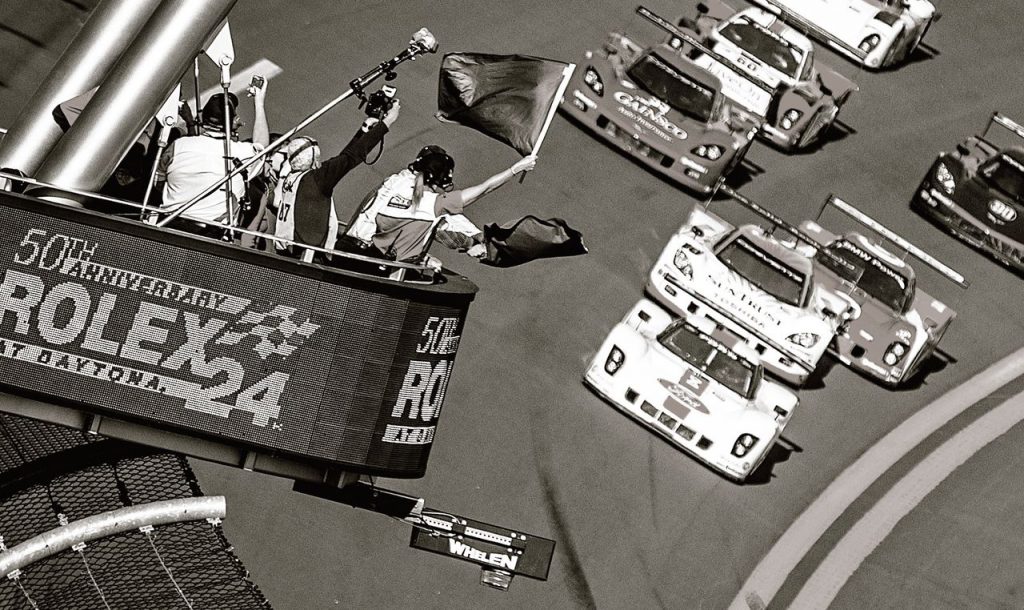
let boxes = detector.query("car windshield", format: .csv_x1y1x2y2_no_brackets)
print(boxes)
981,154,1024,201
627,53,717,123
816,240,912,313
718,17,805,78
659,322,757,398
718,236,806,307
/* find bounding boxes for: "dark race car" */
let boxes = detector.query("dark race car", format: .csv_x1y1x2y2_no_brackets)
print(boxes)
913,112,1024,274
800,195,967,387
561,6,760,194
673,0,858,151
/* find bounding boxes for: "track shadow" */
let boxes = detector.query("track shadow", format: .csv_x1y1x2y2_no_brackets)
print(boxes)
745,435,803,486
720,156,765,193
897,348,957,391
904,42,940,68
800,354,838,390
792,118,858,155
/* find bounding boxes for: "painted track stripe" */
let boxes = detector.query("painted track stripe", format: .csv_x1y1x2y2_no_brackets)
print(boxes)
790,387,1024,608
729,346,1024,610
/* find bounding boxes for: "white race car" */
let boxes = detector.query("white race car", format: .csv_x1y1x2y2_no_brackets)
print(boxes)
678,0,858,150
584,298,798,482
646,193,853,386
751,0,938,69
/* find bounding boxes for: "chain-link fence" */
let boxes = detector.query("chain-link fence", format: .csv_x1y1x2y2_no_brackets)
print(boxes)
0,413,272,609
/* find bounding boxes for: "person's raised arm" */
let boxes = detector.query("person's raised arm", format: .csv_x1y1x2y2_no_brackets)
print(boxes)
317,100,400,195
449,155,537,209
250,76,269,148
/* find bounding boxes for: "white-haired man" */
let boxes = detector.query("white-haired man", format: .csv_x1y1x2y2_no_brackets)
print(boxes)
273,101,400,260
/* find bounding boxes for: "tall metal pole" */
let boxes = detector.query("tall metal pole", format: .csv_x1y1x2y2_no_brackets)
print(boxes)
31,0,239,205
0,0,163,177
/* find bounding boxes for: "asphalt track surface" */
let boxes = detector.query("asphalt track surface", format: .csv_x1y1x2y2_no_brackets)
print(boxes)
2,1,1024,609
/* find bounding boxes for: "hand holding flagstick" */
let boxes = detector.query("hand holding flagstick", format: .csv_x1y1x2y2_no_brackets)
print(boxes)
512,154,538,177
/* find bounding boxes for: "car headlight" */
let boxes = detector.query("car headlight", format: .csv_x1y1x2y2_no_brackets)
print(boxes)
859,34,881,53
605,346,625,374
787,332,820,348
669,36,683,50
583,66,604,97
673,248,694,279
780,109,802,130
691,144,724,160
935,162,956,195
732,433,759,458
883,340,910,366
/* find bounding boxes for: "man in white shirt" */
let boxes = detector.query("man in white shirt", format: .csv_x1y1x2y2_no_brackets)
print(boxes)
155,78,269,237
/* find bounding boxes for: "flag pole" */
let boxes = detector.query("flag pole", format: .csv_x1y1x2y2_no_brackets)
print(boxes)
520,62,575,182
531,63,575,156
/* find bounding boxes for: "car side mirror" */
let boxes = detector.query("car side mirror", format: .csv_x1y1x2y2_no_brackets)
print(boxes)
696,2,709,14
955,142,971,156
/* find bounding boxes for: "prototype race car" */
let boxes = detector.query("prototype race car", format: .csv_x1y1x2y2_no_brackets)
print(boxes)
751,0,939,69
800,195,967,387
584,298,798,482
913,112,1024,274
673,0,857,151
561,6,760,193
646,188,852,386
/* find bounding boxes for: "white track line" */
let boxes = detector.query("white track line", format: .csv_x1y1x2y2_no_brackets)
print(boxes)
790,387,1024,608
729,346,1024,610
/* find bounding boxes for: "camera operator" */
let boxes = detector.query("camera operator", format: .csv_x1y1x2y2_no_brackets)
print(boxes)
272,93,400,261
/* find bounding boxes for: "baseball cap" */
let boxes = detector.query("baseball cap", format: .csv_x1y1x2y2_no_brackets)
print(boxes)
202,92,239,129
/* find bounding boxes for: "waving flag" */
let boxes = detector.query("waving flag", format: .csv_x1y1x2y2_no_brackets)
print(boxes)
437,53,575,156
480,216,587,267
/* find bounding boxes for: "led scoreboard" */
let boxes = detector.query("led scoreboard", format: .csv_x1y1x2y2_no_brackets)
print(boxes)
0,191,476,478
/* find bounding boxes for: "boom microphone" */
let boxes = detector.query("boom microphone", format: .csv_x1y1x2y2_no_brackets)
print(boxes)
411,28,438,54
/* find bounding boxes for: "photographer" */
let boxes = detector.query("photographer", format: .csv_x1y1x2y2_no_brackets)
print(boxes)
272,95,400,260
343,145,537,265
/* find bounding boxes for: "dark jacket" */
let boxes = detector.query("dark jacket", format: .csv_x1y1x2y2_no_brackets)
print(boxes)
292,122,388,248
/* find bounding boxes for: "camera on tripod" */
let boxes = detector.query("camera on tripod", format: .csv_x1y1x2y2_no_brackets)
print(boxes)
363,84,397,119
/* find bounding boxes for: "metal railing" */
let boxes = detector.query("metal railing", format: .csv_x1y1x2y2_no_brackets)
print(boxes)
0,170,438,283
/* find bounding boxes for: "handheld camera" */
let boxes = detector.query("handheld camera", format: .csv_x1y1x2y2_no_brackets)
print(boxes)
363,85,397,119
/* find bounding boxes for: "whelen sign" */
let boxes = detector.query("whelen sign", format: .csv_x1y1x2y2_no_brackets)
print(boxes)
0,191,476,478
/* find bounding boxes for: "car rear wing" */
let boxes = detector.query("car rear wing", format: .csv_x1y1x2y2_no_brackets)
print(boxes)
978,112,1024,153
816,194,970,289
714,185,862,279
749,0,868,62
715,185,824,249
635,5,776,110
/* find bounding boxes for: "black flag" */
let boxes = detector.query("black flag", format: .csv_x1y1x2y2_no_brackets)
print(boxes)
480,216,587,267
437,53,572,155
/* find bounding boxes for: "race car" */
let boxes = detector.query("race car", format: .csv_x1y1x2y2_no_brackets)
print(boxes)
645,187,853,386
560,6,760,194
584,298,798,482
672,0,857,151
800,195,967,387
913,112,1024,274
751,0,939,69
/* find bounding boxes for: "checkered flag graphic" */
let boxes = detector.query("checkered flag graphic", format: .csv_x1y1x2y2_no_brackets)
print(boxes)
216,304,320,359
